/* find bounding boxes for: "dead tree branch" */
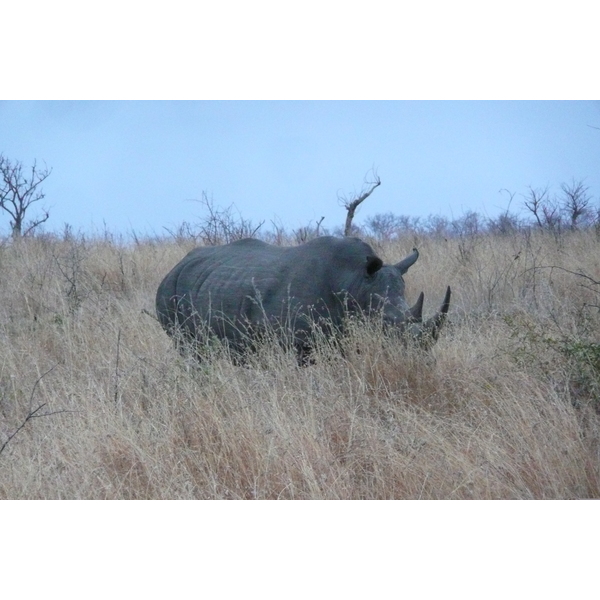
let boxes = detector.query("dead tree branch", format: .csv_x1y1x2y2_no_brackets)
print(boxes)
523,265,600,310
1,404,49,456
0,365,76,457
315,216,325,235
524,265,600,287
339,170,381,236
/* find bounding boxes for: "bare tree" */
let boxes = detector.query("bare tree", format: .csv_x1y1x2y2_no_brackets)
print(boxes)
523,184,552,229
0,155,52,237
560,179,591,230
339,170,381,236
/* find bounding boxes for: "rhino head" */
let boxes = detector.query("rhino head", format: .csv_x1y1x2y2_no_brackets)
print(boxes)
358,247,451,347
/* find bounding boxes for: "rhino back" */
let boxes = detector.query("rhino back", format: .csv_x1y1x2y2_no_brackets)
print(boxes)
156,237,373,335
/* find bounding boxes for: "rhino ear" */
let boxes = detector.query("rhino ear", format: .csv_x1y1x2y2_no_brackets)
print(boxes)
366,255,383,276
395,247,419,275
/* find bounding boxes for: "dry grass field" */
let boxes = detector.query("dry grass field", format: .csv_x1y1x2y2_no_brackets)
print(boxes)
1,227,599,499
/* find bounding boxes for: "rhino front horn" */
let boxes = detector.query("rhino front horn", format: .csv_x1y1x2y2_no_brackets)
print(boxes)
410,292,424,322
421,286,451,345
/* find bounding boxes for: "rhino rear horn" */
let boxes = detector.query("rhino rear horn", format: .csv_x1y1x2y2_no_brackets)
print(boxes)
395,248,419,275
409,292,424,322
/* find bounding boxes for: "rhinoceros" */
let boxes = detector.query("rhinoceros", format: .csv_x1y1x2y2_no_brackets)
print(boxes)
156,236,451,361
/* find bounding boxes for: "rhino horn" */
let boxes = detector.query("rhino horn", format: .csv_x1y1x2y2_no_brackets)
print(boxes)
395,248,419,275
420,286,451,346
409,292,424,322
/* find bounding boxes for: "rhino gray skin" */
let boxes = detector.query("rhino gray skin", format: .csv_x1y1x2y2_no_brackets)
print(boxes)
156,236,451,360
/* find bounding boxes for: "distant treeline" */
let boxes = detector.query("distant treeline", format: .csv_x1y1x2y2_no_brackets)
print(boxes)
160,179,599,247
2,178,597,246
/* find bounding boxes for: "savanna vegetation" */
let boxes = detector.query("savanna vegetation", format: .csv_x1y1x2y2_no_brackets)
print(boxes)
1,212,599,499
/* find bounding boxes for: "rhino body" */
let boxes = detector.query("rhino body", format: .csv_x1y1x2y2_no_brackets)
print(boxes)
156,236,450,359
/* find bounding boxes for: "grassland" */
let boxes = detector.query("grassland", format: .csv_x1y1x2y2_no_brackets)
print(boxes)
1,227,599,499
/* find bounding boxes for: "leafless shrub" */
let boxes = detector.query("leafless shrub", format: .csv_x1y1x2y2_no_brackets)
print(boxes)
264,218,288,246
451,210,483,238
421,214,452,238
197,192,264,245
365,213,421,241
486,189,524,236
449,211,483,264
365,212,403,240
293,216,327,244
165,192,264,246
486,212,523,236
52,234,90,315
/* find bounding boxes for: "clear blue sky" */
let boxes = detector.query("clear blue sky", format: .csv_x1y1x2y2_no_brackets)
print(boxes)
1,101,598,237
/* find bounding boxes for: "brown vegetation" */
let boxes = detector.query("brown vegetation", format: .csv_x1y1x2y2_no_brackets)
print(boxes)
1,227,599,499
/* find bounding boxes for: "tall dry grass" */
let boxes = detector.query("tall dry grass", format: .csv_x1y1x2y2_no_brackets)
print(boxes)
0,228,599,499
